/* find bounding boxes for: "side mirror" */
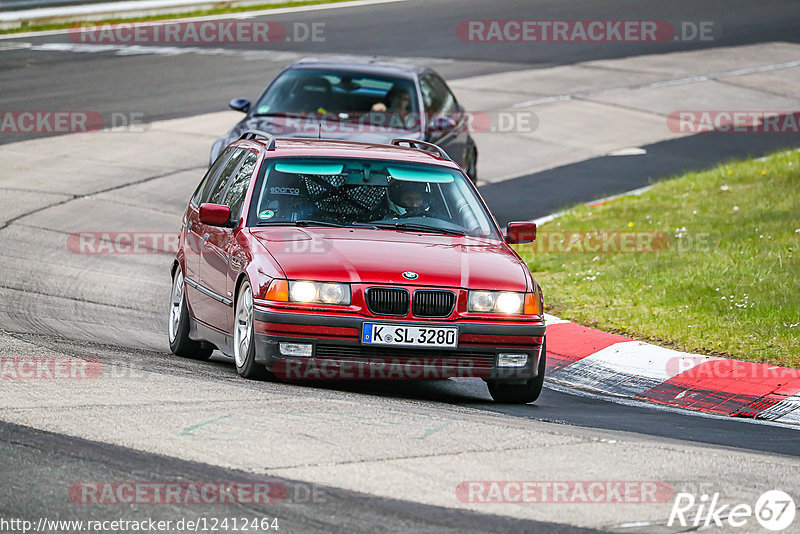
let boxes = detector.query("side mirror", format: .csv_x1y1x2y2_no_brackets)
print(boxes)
428,115,457,133
506,222,536,244
199,203,232,227
229,98,251,113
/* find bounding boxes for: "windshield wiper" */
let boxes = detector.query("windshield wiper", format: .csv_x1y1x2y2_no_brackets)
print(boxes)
371,222,468,236
255,219,347,228
296,219,348,228
252,111,301,118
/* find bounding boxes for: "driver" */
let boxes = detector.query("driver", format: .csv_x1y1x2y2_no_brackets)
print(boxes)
387,180,431,217
371,85,411,113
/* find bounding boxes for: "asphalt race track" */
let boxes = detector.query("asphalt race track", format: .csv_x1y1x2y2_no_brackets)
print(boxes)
1,1,799,532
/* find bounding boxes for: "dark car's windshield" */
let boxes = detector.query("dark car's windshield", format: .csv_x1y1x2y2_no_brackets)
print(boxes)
247,158,501,240
252,70,420,132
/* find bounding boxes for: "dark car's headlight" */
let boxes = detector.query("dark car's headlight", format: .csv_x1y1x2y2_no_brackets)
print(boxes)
468,290,539,314
265,280,351,305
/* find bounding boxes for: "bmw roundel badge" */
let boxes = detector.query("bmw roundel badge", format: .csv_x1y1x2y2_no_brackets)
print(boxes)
402,271,419,280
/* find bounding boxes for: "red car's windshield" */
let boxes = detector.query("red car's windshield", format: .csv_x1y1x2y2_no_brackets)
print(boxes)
247,158,501,240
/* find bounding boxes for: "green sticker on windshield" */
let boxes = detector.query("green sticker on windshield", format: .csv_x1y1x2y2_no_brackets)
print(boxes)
258,209,275,219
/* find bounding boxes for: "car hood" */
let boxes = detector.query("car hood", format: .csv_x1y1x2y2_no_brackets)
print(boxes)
250,227,529,291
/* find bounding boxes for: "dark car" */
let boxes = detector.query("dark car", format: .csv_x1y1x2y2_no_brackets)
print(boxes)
172,131,545,403
210,57,479,182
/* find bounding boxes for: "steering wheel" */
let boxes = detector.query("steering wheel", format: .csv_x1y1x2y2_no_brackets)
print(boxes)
397,210,425,219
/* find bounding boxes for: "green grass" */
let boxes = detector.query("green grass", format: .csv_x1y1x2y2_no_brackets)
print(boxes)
0,0,350,35
517,148,800,367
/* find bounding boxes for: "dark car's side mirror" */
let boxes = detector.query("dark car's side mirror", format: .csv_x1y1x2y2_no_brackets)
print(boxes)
427,115,457,133
506,222,536,244
229,98,251,113
199,203,232,227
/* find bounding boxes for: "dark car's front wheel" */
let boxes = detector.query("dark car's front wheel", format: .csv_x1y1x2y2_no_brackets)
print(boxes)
233,279,268,379
169,268,213,360
487,340,546,404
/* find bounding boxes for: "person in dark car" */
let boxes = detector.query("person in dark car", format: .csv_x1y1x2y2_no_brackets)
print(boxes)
371,84,412,113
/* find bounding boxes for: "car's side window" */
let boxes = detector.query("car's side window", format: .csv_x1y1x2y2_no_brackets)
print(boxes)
221,151,259,219
418,75,443,116
431,74,459,114
205,148,246,205
191,148,233,206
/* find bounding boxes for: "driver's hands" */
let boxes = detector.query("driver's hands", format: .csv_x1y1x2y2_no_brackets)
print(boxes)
371,102,387,112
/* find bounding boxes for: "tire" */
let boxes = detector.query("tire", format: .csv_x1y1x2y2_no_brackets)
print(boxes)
233,279,268,380
169,268,213,360
487,340,546,404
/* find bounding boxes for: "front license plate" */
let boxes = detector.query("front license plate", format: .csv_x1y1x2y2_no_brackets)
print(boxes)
362,323,458,348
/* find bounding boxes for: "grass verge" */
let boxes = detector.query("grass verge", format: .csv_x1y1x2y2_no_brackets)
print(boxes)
0,0,351,35
517,147,800,367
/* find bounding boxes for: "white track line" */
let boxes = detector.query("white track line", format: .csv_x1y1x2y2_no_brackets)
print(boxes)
0,0,408,40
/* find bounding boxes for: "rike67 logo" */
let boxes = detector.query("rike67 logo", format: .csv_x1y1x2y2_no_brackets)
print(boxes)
669,490,796,531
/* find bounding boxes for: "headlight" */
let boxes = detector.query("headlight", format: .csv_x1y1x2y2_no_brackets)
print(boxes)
287,281,350,305
469,291,496,312
290,281,317,302
469,290,536,314
318,283,346,304
496,292,523,313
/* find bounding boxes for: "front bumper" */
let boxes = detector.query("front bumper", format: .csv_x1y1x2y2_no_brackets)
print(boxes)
253,307,545,382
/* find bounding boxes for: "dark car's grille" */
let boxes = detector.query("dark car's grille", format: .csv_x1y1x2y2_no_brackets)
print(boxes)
365,287,409,316
412,290,456,318
315,344,495,369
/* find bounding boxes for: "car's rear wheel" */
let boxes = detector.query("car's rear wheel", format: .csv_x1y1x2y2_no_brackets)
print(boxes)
233,280,267,380
169,268,213,360
487,340,546,404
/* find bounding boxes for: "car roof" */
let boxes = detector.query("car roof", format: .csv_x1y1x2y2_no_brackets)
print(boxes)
239,138,461,169
287,56,428,79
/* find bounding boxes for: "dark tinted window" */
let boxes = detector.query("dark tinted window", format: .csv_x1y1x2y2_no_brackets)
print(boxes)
222,151,258,218
192,148,233,206
252,69,419,130
418,74,442,116
206,148,245,205
431,74,459,114
420,73,458,118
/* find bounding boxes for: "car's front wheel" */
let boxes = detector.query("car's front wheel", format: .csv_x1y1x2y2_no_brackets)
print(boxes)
487,340,546,404
233,279,267,379
168,268,213,360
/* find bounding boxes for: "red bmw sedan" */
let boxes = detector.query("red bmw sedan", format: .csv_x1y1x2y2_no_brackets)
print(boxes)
169,132,546,403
